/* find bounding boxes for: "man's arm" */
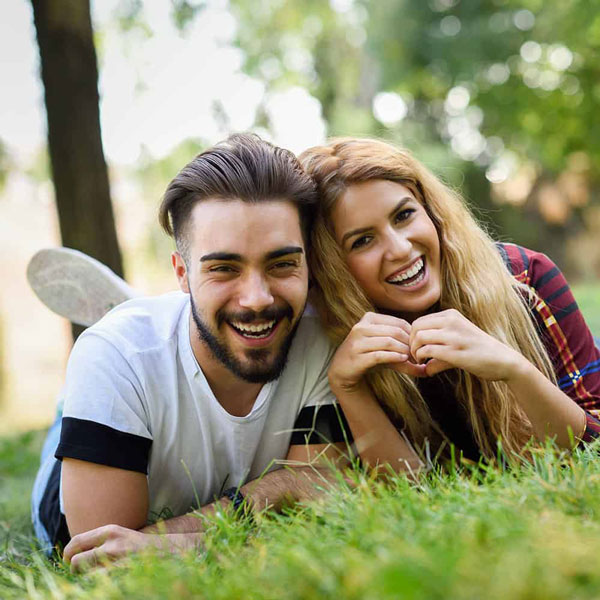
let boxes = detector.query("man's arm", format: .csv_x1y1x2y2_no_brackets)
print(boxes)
63,442,346,571
62,458,149,536
142,442,347,534
56,332,154,536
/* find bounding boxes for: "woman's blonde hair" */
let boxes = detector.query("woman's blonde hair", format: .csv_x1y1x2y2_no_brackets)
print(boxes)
299,138,556,459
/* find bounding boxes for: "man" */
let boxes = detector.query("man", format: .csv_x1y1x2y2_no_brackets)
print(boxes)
31,133,349,570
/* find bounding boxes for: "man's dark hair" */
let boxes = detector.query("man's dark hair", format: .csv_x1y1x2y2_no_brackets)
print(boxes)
159,133,318,260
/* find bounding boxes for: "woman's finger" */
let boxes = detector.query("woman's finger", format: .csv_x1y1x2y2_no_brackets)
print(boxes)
358,350,413,370
410,328,456,357
360,312,412,333
353,323,411,343
410,309,466,345
413,343,453,366
354,335,410,357
391,361,428,377
423,358,453,377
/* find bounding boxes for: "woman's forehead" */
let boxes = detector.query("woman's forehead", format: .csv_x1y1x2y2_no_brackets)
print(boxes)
332,180,418,235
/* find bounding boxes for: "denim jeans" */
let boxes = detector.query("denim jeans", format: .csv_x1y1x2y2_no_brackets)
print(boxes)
31,404,63,555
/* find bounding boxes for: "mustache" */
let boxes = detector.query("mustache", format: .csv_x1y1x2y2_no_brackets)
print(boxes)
217,305,294,326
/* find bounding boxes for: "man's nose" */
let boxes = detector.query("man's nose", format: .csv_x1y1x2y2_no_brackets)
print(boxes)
383,227,411,261
238,272,274,312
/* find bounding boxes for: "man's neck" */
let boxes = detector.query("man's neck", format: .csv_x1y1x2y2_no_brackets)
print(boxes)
188,314,263,417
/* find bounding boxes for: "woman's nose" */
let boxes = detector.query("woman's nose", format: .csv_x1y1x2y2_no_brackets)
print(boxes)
383,228,411,261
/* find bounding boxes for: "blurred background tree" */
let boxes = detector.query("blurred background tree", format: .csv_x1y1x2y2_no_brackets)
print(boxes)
222,0,600,278
30,0,124,339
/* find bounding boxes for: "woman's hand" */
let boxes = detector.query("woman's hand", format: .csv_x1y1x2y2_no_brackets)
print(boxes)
329,312,426,395
409,309,526,381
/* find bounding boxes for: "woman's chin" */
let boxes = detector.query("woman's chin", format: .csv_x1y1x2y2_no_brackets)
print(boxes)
376,283,440,321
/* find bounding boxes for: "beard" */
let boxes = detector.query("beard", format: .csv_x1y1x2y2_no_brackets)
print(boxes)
189,294,301,384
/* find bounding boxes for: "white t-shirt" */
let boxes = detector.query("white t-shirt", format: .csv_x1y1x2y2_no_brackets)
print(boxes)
56,292,340,521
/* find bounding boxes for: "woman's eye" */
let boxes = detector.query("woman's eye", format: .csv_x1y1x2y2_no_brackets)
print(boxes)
394,208,415,223
351,235,372,250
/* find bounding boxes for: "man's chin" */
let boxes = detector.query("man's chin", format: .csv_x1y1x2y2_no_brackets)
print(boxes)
234,368,280,384
231,348,288,383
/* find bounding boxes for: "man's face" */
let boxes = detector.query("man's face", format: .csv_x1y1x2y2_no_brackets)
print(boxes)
174,199,309,383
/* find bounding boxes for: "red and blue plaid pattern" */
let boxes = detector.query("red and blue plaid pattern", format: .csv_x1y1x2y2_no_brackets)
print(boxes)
498,243,600,443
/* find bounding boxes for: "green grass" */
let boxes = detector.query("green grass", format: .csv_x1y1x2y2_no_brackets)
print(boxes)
4,432,600,599
0,430,47,563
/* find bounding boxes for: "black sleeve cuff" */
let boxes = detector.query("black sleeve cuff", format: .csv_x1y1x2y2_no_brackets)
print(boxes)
55,417,152,474
290,404,352,446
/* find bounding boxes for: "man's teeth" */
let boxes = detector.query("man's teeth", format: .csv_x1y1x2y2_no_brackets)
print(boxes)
388,258,424,284
231,319,276,337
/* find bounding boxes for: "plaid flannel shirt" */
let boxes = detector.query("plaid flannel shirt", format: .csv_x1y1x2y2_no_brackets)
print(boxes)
497,243,600,444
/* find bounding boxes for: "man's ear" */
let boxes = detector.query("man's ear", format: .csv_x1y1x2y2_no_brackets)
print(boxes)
172,251,190,294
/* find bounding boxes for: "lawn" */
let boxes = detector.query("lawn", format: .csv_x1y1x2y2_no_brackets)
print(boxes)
1,283,598,599
3,433,600,599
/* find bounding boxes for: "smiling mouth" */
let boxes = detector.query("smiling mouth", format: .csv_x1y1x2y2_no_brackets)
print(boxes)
386,257,426,288
228,319,280,340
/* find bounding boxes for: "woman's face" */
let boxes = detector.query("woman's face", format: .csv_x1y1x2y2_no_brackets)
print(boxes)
331,179,441,321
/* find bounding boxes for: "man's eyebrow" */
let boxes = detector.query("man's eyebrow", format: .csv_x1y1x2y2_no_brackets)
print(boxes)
200,252,242,262
200,247,303,263
266,246,304,260
341,197,412,245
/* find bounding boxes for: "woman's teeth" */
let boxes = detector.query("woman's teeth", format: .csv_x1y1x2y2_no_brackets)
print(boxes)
230,319,277,338
387,258,425,287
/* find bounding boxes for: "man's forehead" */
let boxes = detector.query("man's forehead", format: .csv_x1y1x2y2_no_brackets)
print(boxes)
188,198,304,258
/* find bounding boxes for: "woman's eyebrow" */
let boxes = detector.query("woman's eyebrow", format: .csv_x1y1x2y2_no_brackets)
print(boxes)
388,197,411,218
341,226,371,246
340,197,412,245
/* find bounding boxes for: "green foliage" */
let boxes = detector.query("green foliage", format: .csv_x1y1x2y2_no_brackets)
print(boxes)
170,0,207,32
229,0,600,177
5,428,600,598
229,0,369,132
24,146,51,184
574,282,600,335
113,0,145,32
0,138,12,192
226,0,600,266
369,0,600,175
132,137,208,265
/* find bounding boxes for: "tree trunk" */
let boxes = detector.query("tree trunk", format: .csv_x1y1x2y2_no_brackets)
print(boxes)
30,0,124,340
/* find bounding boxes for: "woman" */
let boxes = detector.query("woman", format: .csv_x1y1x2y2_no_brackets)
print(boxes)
299,138,600,468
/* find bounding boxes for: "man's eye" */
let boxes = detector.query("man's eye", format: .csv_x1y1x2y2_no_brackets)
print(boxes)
210,265,235,273
351,235,372,250
394,208,415,223
271,261,297,270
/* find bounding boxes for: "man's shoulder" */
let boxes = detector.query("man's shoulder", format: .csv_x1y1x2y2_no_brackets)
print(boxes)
79,291,189,356
293,309,331,347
